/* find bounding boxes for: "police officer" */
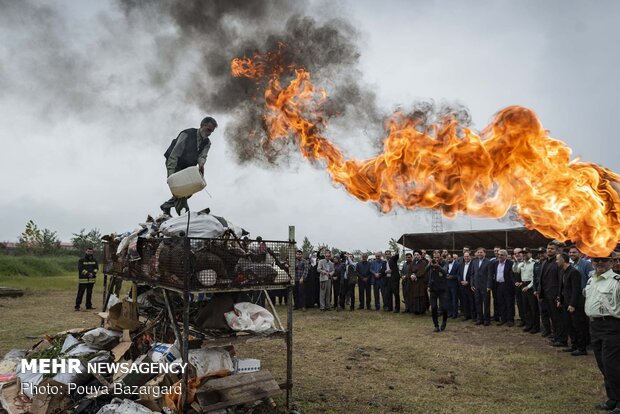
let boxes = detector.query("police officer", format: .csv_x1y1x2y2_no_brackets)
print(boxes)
75,247,98,311
161,116,218,215
584,253,620,413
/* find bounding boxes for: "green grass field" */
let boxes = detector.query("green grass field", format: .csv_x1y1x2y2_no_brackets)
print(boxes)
0,270,607,413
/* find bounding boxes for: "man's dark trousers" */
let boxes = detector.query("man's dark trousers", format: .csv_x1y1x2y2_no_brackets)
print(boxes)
459,285,475,319
496,282,515,323
358,279,371,309
475,289,491,323
294,279,306,309
75,283,94,309
566,306,588,351
545,297,567,344
590,318,620,406
523,289,540,330
447,279,459,317
386,277,400,312
339,282,356,310
515,287,525,322
373,279,386,310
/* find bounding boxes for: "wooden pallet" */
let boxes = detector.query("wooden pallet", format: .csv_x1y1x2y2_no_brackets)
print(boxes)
196,370,282,412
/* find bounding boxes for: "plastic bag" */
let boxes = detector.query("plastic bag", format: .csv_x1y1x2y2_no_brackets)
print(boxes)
106,293,121,310
224,302,275,334
186,347,233,377
53,354,111,388
96,398,157,414
82,328,122,350
0,349,26,378
61,334,99,356
160,211,245,238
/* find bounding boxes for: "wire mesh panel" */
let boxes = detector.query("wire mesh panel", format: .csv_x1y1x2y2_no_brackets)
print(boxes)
104,236,293,291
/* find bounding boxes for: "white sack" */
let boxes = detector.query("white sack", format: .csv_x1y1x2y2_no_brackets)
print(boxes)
160,211,245,239
224,302,275,334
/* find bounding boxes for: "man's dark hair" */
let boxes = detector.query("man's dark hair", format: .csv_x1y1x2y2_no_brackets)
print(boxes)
86,246,94,250
296,249,302,254
201,116,218,127
405,252,413,257
559,252,570,263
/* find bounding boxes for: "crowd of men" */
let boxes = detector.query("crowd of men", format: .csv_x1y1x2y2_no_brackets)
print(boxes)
293,242,620,412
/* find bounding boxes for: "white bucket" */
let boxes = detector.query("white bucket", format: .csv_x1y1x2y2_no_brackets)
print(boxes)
167,166,206,197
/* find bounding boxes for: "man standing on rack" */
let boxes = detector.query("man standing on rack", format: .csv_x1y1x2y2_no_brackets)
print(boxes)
161,116,218,216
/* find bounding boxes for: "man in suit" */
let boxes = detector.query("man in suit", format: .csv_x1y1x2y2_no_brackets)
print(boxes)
444,253,461,318
370,252,385,311
382,250,401,312
472,247,492,326
557,252,588,355
488,249,515,326
490,246,502,321
458,251,476,320
535,242,568,347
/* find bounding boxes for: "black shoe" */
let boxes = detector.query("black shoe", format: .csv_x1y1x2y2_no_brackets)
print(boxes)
358,306,364,310
529,329,540,334
595,400,616,410
541,331,552,338
497,321,506,326
440,324,446,331
516,321,525,327
506,322,514,327
74,307,80,311
571,349,587,356
483,321,490,326
522,326,532,332
86,306,96,310
433,326,440,332
475,320,483,325
552,342,568,348
562,347,576,352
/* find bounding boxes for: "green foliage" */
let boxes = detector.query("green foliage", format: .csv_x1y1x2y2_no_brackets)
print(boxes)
17,220,61,255
71,228,102,253
0,254,78,276
389,238,401,256
301,236,313,257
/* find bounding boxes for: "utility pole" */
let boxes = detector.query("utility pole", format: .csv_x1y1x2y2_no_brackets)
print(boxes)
431,210,443,233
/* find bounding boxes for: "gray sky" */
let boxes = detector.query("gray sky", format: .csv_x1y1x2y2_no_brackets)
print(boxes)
1,0,619,252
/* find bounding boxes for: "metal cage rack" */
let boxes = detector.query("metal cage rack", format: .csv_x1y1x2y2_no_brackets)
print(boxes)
101,226,296,413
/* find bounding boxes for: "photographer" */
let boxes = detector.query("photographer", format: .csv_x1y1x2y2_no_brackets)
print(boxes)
427,257,449,332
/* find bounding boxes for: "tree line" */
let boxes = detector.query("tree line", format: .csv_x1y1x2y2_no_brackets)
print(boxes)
11,220,102,256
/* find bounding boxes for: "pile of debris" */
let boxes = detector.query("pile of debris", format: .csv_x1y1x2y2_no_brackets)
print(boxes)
0,208,292,413
0,291,285,413
103,209,291,290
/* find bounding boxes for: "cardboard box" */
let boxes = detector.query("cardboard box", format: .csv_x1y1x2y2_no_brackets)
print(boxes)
101,300,141,331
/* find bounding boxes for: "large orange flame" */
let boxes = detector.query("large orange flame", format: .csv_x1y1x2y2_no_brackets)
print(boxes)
231,53,620,256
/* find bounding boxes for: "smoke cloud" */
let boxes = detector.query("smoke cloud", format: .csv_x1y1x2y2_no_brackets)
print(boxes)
2,0,470,166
